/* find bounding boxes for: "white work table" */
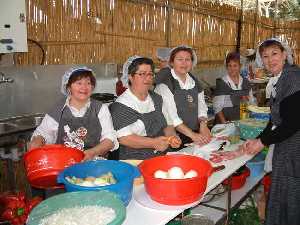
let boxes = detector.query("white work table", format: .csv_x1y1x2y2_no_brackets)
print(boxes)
123,143,257,225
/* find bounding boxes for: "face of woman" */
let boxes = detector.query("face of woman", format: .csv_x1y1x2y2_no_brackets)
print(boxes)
227,60,241,77
68,77,93,102
261,46,287,75
171,51,193,76
129,64,154,91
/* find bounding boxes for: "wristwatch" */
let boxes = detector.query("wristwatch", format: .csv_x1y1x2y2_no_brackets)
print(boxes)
199,117,208,124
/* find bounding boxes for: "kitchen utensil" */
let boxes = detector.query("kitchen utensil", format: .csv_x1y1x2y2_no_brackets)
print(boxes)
27,191,126,225
23,144,84,189
57,160,140,206
139,154,222,205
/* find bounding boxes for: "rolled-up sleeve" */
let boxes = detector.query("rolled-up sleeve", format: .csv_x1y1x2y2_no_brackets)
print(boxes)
198,91,208,118
213,95,233,114
31,114,58,144
154,84,183,127
98,104,119,150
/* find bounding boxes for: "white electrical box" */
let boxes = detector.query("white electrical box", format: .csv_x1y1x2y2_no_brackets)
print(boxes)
0,0,28,53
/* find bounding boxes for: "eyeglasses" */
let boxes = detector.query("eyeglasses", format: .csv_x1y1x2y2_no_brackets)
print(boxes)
174,57,192,62
134,72,154,77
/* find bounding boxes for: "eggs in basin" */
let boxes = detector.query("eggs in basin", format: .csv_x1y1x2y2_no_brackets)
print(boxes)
154,166,198,179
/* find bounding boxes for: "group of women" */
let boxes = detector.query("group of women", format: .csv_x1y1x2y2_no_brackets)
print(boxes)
29,38,300,225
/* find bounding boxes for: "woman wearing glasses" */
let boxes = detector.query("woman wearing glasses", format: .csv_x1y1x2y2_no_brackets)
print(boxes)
155,45,211,146
109,56,181,159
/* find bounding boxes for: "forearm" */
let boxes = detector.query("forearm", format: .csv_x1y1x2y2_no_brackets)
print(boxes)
163,125,177,137
28,135,45,150
88,139,114,157
215,111,227,124
176,123,194,139
119,134,156,149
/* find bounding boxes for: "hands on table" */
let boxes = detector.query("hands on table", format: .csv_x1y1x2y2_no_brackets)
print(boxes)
240,139,264,155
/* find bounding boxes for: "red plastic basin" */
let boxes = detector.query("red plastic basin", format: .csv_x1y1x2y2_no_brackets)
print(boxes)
139,154,213,205
223,167,250,190
24,144,84,189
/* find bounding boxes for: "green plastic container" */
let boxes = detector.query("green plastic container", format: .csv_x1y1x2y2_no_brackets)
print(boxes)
27,190,126,225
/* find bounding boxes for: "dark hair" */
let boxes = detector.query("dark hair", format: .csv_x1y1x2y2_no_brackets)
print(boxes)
128,57,154,86
169,46,194,64
259,40,284,55
66,70,96,89
225,52,240,67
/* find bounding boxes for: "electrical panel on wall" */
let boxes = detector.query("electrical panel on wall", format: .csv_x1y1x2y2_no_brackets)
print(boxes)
0,0,28,53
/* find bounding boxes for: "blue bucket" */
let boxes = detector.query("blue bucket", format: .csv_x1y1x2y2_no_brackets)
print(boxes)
57,160,140,206
246,152,265,177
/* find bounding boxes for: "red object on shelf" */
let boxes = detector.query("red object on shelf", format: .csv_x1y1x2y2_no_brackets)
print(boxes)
262,174,271,194
139,154,213,205
223,167,250,190
116,80,127,96
23,144,84,189
0,192,42,225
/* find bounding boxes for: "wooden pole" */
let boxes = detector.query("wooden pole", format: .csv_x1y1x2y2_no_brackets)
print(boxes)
236,0,243,52
166,1,171,47
252,0,259,48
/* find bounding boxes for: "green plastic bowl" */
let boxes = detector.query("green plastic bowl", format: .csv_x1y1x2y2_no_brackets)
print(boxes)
27,190,126,225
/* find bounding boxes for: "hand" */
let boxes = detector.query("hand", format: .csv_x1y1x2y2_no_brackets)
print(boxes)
27,136,45,150
83,149,97,161
153,136,169,152
191,132,211,145
241,139,264,155
167,136,182,148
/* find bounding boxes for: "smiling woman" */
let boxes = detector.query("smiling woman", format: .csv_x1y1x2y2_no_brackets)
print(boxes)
28,66,119,161
241,38,300,225
109,56,181,160
154,45,211,147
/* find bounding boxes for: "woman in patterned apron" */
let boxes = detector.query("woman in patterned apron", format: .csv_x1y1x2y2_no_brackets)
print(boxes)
29,66,119,161
109,57,181,160
242,38,300,225
213,52,252,123
155,45,211,146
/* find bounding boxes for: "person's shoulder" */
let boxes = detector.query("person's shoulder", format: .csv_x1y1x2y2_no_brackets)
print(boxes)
215,77,227,86
149,90,162,100
285,64,300,74
155,67,172,84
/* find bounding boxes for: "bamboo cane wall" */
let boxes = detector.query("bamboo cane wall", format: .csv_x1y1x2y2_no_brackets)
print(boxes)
16,0,300,67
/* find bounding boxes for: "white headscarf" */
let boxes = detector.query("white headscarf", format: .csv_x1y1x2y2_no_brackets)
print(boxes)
121,55,141,88
169,45,198,68
61,66,95,96
255,37,294,68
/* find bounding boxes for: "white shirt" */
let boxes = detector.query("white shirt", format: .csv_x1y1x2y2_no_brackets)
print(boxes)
213,75,242,114
115,88,168,138
154,68,208,127
32,98,119,150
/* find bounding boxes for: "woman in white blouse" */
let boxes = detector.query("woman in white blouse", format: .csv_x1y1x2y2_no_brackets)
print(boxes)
213,52,251,123
28,66,119,161
109,56,181,159
155,45,211,146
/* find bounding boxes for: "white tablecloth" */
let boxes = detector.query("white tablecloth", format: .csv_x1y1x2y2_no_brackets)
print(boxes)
123,141,254,225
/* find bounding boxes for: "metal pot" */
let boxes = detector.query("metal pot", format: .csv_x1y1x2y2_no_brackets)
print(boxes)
91,93,117,103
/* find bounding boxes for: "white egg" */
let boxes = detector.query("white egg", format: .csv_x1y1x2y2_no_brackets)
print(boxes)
184,170,198,179
154,170,168,179
167,166,184,179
